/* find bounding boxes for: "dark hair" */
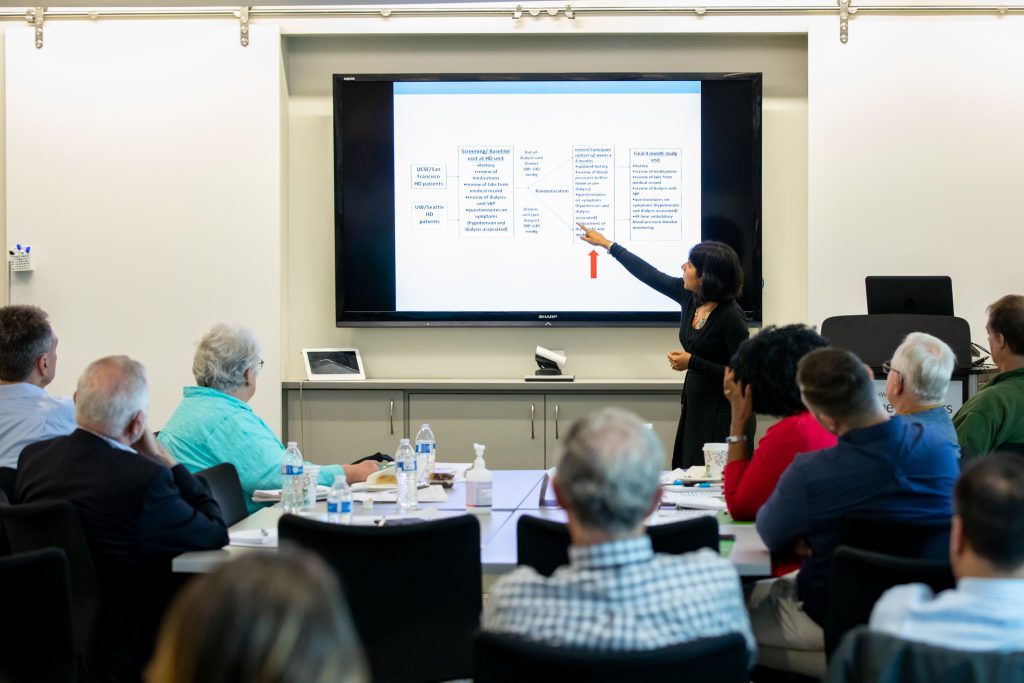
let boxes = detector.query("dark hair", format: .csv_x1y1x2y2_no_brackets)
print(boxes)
956,453,1024,571
688,240,743,303
0,305,54,382
730,324,829,418
147,547,367,683
796,347,878,420
987,294,1024,356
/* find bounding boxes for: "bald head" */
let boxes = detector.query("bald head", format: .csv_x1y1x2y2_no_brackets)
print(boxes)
76,356,149,439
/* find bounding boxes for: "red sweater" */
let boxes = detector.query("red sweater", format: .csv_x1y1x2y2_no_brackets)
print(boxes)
724,411,836,576
724,411,836,522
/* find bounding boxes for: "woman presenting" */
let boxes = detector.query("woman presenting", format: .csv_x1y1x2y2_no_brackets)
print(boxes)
579,224,751,468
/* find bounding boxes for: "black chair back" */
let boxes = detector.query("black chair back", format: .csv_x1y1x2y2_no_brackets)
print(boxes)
820,314,971,369
0,548,76,683
825,546,955,659
837,512,951,560
279,514,482,683
195,462,249,526
0,500,100,660
517,514,719,577
825,626,1024,683
474,631,749,683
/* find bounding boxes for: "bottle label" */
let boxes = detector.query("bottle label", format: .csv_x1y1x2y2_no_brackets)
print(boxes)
415,442,436,454
397,460,417,472
281,464,303,476
341,501,352,514
327,501,339,514
467,481,493,507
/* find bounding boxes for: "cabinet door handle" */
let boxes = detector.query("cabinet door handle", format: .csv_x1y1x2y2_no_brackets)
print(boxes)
389,399,395,435
530,402,536,440
555,403,560,440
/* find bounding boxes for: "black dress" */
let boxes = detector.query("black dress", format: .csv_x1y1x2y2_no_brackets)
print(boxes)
610,244,751,468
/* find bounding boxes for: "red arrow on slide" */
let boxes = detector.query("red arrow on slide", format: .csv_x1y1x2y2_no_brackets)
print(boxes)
589,250,598,279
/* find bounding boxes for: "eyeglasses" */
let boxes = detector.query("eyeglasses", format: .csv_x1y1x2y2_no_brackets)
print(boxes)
881,360,901,380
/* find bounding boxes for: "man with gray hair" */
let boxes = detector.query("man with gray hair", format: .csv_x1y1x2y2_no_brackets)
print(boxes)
484,407,755,660
16,355,228,680
884,332,960,454
0,304,75,470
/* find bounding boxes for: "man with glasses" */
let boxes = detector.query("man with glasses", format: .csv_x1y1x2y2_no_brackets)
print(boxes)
884,332,960,456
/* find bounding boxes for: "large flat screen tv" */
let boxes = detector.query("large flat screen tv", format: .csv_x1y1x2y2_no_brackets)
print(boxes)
334,72,762,327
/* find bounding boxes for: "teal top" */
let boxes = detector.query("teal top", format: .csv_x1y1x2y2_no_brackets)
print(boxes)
158,386,344,514
953,368,1024,460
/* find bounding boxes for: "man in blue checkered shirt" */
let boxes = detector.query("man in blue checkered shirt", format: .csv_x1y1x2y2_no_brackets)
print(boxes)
484,407,756,664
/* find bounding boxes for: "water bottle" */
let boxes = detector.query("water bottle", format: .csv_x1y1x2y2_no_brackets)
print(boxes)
281,442,304,514
396,438,418,510
326,474,353,525
414,423,437,484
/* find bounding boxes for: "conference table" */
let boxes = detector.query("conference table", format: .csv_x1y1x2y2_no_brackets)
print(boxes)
173,468,771,577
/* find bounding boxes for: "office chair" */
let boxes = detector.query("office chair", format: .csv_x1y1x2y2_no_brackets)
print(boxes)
0,500,101,674
474,631,749,683
516,514,719,577
279,513,482,683
0,548,77,683
837,511,951,561
826,626,1024,683
195,462,249,526
825,546,955,659
0,467,16,502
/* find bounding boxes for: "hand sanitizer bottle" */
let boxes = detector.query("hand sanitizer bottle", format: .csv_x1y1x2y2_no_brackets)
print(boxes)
465,443,492,515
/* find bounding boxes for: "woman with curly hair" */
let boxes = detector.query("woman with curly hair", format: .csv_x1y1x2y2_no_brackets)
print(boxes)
722,325,836,524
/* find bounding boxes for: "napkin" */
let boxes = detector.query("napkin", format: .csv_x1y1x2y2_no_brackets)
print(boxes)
252,485,330,503
229,529,278,547
351,484,448,504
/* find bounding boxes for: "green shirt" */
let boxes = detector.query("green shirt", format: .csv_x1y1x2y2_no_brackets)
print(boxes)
158,386,345,514
953,368,1024,459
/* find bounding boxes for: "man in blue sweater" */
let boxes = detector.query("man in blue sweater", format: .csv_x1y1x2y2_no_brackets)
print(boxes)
748,347,959,675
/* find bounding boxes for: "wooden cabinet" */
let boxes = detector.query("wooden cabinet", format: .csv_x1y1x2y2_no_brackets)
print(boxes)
282,381,681,469
544,394,679,469
408,393,545,470
284,389,404,464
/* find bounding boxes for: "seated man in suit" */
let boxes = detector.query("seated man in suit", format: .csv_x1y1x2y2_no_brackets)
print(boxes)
750,348,959,675
484,407,755,663
884,331,959,454
870,452,1024,650
15,355,228,680
954,294,1024,459
0,305,75,471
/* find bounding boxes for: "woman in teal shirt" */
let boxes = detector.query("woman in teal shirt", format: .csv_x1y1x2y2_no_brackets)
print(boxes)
159,324,378,514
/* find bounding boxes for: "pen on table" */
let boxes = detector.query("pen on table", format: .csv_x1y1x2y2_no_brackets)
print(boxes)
259,528,268,537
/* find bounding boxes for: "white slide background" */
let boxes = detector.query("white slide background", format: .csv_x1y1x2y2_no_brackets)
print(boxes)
393,86,701,312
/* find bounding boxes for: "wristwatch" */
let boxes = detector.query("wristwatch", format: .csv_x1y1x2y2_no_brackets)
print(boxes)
725,435,748,444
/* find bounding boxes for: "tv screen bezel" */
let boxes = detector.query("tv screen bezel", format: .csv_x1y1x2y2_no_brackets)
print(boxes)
333,71,762,327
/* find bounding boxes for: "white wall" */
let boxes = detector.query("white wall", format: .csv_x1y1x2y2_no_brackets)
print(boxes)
283,33,809,381
6,9,1022,432
4,21,285,431
807,14,1024,338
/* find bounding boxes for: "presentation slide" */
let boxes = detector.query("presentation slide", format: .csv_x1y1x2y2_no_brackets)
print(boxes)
392,81,702,312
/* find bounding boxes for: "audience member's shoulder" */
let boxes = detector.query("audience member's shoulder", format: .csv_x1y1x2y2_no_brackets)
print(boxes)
489,565,549,598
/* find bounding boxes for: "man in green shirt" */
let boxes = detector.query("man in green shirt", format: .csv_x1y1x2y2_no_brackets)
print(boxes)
954,295,1024,459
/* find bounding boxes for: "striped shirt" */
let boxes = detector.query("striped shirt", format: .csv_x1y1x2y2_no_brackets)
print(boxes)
484,536,755,663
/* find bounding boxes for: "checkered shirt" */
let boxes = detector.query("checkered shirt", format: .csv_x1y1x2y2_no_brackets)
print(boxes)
484,536,756,662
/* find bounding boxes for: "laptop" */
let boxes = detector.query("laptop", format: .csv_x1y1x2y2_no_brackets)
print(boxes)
865,276,954,316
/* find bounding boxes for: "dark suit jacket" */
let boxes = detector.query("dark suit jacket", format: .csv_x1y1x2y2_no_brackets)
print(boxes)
15,429,228,678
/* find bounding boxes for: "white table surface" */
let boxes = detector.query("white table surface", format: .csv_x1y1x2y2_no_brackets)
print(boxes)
174,470,770,577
